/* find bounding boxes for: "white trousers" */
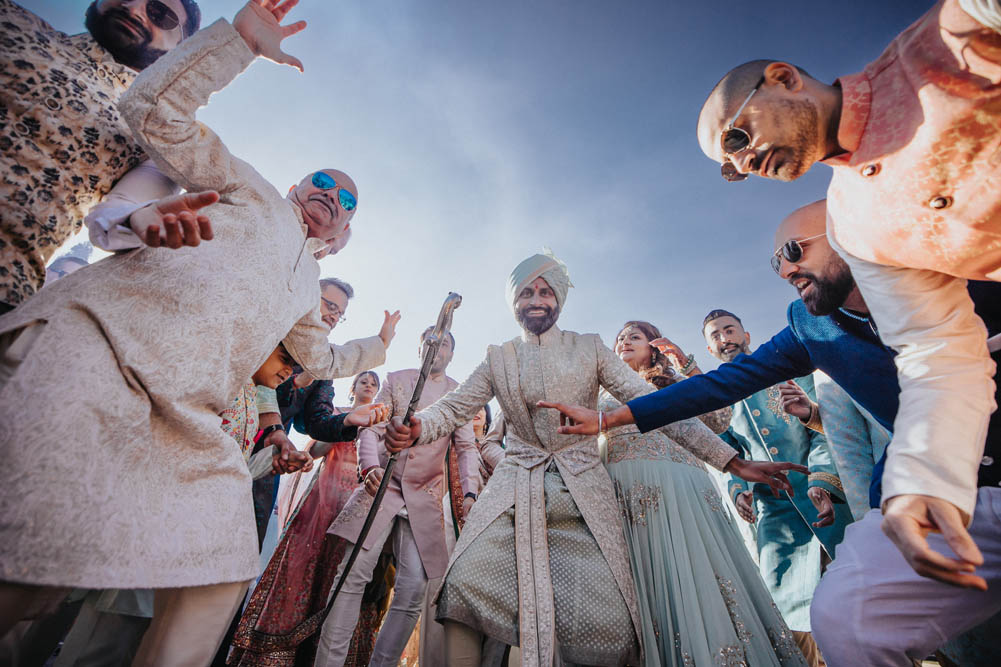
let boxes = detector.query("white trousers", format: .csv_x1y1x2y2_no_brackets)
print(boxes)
316,516,429,667
812,488,1001,666
833,239,995,517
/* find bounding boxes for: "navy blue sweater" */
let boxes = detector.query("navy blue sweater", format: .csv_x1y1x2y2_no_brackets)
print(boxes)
629,288,1001,507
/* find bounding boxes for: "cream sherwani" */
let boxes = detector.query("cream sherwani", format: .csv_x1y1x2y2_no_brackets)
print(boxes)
415,326,737,666
0,20,385,590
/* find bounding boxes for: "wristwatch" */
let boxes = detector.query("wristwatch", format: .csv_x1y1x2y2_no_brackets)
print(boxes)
260,423,285,439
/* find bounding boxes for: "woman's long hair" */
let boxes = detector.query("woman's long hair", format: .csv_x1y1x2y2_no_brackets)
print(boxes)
348,370,380,404
618,320,681,389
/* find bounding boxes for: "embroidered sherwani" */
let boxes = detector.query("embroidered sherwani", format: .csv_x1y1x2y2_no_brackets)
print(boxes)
0,0,146,307
413,326,737,666
721,375,851,632
0,20,385,589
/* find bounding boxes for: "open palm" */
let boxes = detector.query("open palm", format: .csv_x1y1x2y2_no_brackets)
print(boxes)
233,0,307,71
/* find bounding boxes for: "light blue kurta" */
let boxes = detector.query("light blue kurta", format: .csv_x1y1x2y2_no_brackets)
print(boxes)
723,375,852,632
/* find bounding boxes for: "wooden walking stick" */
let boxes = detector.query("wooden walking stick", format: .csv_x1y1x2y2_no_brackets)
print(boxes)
315,292,462,630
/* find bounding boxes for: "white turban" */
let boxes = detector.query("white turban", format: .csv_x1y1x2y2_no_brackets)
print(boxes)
506,249,573,314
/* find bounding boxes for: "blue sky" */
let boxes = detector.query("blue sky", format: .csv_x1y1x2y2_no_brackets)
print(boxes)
40,0,926,405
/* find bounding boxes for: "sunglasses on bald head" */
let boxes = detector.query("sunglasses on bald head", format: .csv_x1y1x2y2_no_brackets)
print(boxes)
311,172,358,212
770,233,826,274
720,76,765,183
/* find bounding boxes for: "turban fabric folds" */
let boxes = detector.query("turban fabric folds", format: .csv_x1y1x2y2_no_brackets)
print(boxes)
506,249,573,313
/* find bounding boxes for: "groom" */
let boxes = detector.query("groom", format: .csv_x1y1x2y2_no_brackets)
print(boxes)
386,252,806,666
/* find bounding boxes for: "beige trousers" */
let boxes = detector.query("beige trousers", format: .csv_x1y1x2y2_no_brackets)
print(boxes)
132,581,248,667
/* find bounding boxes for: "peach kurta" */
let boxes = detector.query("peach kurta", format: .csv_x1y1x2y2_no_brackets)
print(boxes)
0,20,384,589
825,0,1001,280
329,368,479,580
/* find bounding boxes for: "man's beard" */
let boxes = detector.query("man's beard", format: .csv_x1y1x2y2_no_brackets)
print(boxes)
85,2,167,70
792,256,855,316
516,304,559,336
717,341,751,362
771,98,821,182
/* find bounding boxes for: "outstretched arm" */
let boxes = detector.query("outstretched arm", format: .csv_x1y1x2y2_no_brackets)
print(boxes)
119,0,305,196
283,310,396,382
385,358,496,451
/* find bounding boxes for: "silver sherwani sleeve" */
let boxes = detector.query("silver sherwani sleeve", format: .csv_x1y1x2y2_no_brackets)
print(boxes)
416,358,496,445
284,329,386,383
595,337,737,471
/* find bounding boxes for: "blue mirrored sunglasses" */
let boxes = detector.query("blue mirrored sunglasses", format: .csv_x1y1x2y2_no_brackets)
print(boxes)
311,172,357,212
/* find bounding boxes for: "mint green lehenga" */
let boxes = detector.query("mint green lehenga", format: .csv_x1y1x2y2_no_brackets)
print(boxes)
599,392,808,667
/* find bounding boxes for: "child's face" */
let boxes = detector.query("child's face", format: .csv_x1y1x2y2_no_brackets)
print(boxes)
253,346,296,389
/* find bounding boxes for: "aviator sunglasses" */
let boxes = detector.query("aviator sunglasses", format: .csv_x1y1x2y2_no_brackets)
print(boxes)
311,172,358,212
720,76,766,183
144,0,181,31
770,233,826,274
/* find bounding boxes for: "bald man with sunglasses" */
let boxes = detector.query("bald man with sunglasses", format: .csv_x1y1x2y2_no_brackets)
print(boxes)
0,2,396,663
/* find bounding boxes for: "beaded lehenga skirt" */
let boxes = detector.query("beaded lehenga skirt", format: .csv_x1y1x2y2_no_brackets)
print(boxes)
600,394,808,667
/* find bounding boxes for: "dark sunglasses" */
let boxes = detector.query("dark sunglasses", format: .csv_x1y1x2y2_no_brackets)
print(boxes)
720,76,765,183
145,0,180,31
311,172,358,212
770,233,826,274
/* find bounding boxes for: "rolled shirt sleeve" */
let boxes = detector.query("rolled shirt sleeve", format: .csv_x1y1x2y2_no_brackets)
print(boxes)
85,160,179,251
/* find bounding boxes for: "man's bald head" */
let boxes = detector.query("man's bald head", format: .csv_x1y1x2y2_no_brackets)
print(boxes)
775,198,827,251
774,199,856,315
697,60,835,182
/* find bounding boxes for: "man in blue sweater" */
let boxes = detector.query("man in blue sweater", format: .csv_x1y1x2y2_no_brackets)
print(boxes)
541,200,1001,664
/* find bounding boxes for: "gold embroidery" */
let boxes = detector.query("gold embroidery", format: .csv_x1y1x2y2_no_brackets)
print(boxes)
704,488,725,514
674,633,696,667
716,575,753,649
808,472,844,492
617,481,663,526
764,385,794,426
768,624,802,665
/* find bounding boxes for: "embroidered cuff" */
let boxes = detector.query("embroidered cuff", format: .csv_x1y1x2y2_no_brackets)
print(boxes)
809,471,845,500
799,402,824,434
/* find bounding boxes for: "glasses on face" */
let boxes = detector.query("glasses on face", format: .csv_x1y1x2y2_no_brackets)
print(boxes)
320,296,346,323
720,76,766,183
311,172,358,212
143,0,180,31
770,233,827,274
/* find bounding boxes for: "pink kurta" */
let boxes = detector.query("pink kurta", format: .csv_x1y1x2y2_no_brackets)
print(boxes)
825,0,1001,280
329,369,479,579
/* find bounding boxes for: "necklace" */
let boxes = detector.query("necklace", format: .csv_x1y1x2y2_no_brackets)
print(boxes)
838,307,878,336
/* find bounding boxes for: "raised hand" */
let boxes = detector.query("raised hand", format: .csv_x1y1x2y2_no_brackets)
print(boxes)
233,0,307,72
378,310,402,349
650,336,688,369
385,415,421,453
345,402,390,427
130,191,218,249
778,380,813,420
724,457,810,497
882,494,986,590
807,486,835,527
